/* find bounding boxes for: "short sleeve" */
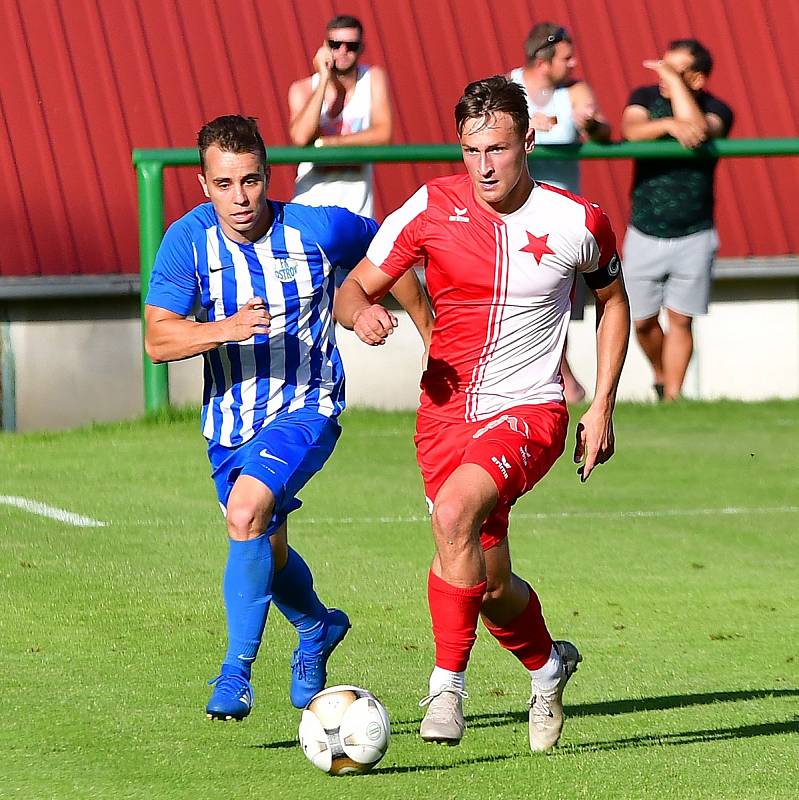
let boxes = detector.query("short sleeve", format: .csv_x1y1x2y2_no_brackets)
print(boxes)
317,207,378,269
626,85,656,110
578,203,622,290
703,94,734,137
145,220,199,316
366,185,429,278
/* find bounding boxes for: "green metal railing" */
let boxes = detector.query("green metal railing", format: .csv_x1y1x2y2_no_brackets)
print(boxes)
134,138,799,414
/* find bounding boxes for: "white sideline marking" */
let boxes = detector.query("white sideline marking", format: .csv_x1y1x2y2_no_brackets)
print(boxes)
0,495,107,528
292,506,799,527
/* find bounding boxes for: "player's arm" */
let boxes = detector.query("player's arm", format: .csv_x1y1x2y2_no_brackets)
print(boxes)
316,67,392,147
574,274,630,482
144,300,271,363
569,82,611,143
388,268,434,351
288,46,333,146
334,258,403,345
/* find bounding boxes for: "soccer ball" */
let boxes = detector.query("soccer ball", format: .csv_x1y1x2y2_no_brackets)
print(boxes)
298,685,391,775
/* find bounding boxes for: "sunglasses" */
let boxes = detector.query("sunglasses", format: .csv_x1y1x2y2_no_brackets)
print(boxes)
531,27,568,57
327,39,361,52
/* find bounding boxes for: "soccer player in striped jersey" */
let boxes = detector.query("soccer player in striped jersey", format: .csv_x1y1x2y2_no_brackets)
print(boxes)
335,77,630,751
144,115,432,722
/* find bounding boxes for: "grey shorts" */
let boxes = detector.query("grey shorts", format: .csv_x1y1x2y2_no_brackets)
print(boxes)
622,226,719,320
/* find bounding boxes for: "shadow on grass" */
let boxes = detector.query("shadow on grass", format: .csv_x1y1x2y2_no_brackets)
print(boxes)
559,718,799,754
390,688,799,733
251,739,297,750
373,753,516,774
251,690,798,753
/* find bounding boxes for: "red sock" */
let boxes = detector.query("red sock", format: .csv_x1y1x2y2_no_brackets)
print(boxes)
427,570,487,672
483,583,553,670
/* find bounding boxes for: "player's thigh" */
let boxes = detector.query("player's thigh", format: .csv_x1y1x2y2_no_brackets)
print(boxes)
464,404,568,549
663,228,718,317
622,226,668,321
464,404,569,503
251,411,339,507
223,411,340,535
414,414,471,510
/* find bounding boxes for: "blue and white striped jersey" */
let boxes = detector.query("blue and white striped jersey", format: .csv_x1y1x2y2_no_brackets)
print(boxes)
146,201,377,447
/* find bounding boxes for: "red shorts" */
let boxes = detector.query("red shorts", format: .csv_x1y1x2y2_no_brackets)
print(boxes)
414,403,569,550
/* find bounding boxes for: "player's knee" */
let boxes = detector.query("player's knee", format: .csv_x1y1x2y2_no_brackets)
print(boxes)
226,501,270,540
431,494,474,544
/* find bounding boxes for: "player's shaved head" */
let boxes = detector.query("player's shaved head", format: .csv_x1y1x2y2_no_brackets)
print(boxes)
455,76,530,141
197,115,267,173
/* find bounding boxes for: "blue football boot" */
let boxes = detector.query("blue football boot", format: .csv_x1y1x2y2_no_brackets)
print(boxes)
289,608,351,708
206,667,254,721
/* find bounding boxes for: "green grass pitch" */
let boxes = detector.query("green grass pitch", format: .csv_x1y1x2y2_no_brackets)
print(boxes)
1,401,797,799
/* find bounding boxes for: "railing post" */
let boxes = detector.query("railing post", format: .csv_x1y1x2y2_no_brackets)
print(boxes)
136,159,169,415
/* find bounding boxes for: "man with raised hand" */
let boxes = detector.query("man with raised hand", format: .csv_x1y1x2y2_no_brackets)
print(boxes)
144,115,430,722
335,77,629,751
289,14,391,218
621,39,733,401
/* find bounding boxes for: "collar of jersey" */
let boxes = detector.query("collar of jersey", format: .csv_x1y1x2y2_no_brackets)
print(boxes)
468,180,538,223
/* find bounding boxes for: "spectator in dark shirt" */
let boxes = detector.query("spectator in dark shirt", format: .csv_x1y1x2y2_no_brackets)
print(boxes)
621,39,733,401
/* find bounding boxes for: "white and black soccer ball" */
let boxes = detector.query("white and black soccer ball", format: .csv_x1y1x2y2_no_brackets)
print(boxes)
298,685,391,776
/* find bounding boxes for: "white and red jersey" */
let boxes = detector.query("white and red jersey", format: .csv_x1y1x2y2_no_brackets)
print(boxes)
367,173,619,422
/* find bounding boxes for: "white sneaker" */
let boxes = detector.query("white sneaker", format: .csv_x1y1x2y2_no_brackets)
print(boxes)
419,687,468,745
528,640,582,752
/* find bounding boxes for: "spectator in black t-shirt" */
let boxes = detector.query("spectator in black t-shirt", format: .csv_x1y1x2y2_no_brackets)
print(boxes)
621,39,733,402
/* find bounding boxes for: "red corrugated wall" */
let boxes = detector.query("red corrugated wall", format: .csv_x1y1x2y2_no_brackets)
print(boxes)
1,0,798,278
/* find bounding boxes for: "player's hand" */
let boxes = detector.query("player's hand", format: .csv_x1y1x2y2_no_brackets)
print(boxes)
530,111,557,131
224,297,271,342
352,304,398,346
573,403,616,482
313,43,334,81
667,118,707,149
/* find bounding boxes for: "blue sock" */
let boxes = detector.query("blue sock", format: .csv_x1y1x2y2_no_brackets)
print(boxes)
272,547,327,650
222,534,274,678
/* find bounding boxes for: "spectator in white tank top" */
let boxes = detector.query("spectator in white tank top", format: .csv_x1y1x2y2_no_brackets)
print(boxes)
510,23,611,405
288,15,392,219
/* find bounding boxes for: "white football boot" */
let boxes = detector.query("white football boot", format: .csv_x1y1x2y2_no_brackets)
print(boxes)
419,687,468,745
528,640,582,752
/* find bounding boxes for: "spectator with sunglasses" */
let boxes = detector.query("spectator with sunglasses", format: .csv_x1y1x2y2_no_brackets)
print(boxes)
510,22,611,405
289,15,392,218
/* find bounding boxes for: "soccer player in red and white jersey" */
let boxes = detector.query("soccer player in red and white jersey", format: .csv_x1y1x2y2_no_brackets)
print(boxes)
334,76,629,751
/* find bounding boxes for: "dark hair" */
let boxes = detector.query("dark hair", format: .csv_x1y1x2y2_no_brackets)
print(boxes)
668,38,713,76
327,15,363,36
524,22,572,63
197,115,267,171
455,75,530,139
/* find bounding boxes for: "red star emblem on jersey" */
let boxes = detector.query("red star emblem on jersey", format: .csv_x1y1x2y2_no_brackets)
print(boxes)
520,232,555,264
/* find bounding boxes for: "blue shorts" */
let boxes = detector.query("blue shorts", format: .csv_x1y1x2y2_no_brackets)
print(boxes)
207,409,341,535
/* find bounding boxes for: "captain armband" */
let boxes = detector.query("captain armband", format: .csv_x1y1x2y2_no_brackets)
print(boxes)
583,251,622,290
